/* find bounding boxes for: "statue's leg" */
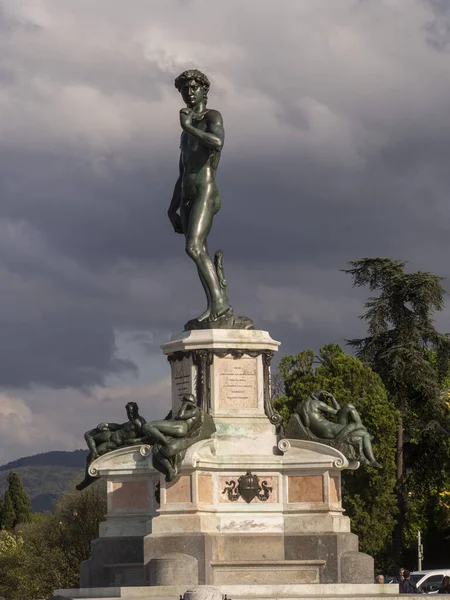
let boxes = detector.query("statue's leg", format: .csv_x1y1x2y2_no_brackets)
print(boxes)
185,184,231,322
144,420,188,444
181,198,212,321
144,424,169,445
195,240,218,321
356,438,367,462
153,451,177,482
76,455,95,491
362,435,382,467
97,441,119,453
75,475,95,491
337,404,363,427
195,268,212,321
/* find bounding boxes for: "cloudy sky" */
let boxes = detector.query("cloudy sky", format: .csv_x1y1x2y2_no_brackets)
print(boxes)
1,0,450,464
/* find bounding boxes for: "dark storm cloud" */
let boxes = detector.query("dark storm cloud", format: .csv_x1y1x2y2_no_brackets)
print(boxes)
2,0,450,461
0,149,173,268
0,301,136,389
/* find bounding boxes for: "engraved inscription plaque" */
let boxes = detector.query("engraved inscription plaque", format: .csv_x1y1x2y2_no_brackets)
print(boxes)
216,356,258,410
171,357,195,412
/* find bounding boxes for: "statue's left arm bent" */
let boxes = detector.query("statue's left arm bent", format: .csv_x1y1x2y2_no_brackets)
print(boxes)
317,401,338,416
181,109,224,152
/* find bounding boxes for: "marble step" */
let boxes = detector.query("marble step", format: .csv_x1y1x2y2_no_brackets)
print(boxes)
103,563,146,587
53,583,404,600
53,595,412,600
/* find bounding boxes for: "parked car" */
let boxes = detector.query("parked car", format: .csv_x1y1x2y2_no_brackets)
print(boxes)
409,570,450,594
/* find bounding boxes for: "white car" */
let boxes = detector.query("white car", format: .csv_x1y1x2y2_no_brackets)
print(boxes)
409,570,450,594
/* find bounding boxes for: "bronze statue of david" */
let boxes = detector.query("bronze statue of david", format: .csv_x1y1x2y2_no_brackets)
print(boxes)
168,69,253,331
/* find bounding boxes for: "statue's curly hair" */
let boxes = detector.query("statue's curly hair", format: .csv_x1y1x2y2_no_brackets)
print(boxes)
182,393,197,405
125,401,139,415
174,69,210,104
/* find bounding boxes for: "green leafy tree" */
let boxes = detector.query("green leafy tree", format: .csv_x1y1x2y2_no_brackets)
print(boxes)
0,517,69,600
0,530,22,555
50,478,107,570
274,343,398,569
0,491,16,531
343,258,450,561
0,479,106,600
0,496,3,529
0,530,24,594
7,472,32,526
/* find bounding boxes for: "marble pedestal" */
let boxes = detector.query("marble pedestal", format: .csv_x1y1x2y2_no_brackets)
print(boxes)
57,330,392,599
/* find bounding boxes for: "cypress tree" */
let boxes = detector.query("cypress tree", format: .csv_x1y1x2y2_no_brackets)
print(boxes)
7,471,32,525
1,490,16,530
343,258,450,561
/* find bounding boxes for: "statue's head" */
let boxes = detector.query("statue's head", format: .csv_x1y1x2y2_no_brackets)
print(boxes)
317,391,332,403
181,393,196,405
125,402,139,419
175,69,210,108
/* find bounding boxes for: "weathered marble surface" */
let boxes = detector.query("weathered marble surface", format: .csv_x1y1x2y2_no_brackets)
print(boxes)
161,329,280,353
162,329,281,436
53,582,401,599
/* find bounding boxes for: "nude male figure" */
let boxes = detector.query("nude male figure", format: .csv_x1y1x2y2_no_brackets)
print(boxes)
168,69,232,326
76,402,146,491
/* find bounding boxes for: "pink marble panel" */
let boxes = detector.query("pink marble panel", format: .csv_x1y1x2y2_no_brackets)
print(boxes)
198,475,213,504
110,480,149,511
330,475,341,503
166,475,192,504
288,476,324,503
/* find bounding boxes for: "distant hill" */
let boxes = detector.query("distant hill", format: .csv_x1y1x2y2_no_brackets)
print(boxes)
0,449,88,471
0,450,89,513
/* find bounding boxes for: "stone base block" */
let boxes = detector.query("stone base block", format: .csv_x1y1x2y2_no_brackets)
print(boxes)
82,531,371,587
210,560,323,585
81,536,144,588
341,550,374,584
145,533,210,586
148,552,199,587
143,531,370,586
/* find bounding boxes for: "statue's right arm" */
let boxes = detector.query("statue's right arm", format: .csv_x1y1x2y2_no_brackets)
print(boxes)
176,402,187,419
167,155,184,233
329,395,341,411
318,401,338,416
177,403,199,420
132,418,145,432
128,437,146,445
